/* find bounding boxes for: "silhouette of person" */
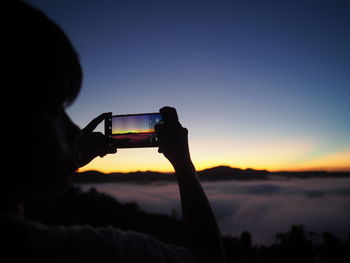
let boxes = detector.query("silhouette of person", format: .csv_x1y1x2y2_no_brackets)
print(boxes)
1,1,225,262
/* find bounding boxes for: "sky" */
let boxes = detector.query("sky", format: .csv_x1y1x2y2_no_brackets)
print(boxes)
27,0,350,173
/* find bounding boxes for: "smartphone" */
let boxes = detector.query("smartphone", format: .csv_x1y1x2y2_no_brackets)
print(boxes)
105,112,163,148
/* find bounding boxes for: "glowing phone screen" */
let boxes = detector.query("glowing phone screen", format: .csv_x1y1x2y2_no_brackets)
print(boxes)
111,113,162,148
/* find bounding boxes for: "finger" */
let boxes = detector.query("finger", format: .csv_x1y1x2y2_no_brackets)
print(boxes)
109,139,118,150
83,112,112,133
159,106,180,128
106,140,118,154
106,148,117,154
99,145,117,157
154,123,163,134
154,123,164,154
101,135,117,154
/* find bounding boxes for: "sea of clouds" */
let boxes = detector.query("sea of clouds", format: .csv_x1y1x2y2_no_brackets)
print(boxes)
80,177,350,245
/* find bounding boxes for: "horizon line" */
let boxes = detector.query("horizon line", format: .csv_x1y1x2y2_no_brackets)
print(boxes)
77,164,350,174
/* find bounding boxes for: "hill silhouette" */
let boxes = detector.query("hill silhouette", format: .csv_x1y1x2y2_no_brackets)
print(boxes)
72,165,350,183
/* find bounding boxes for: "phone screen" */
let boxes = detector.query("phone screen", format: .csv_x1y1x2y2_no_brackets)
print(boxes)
106,113,162,148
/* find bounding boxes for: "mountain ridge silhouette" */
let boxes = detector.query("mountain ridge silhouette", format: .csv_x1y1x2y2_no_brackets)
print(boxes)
72,165,350,183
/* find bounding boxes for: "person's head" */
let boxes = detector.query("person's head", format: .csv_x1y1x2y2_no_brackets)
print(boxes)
3,1,83,205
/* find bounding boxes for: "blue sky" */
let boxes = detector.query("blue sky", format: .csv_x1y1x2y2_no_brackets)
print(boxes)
26,0,350,172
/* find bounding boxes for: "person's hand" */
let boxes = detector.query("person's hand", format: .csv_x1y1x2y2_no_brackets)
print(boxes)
155,107,192,170
78,113,117,167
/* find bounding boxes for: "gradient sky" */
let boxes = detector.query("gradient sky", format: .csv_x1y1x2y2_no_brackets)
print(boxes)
111,114,161,134
112,115,151,134
27,0,350,172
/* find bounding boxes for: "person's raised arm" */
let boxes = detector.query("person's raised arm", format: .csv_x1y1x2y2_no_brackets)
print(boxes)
156,107,226,263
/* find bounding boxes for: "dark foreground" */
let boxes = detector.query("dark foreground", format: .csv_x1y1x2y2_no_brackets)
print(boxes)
27,186,350,263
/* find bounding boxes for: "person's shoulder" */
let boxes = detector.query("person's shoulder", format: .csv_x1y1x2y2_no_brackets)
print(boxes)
1,213,194,263
0,213,120,261
36,222,195,263
117,230,195,263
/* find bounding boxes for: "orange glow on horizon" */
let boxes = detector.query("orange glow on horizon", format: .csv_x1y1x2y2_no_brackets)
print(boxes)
78,163,350,174
78,153,350,174
77,139,350,174
114,130,152,134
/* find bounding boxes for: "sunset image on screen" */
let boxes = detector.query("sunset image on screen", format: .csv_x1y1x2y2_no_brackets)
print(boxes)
112,115,154,134
111,114,162,148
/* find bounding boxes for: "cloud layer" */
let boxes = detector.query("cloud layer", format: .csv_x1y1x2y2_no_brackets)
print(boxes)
80,177,350,244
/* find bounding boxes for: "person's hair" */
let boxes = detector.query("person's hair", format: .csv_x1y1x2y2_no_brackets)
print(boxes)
6,0,83,110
